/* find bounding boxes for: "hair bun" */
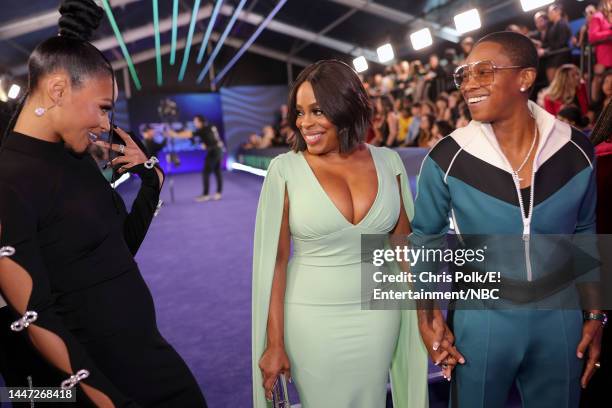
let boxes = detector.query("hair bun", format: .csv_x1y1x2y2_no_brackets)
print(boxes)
58,0,104,42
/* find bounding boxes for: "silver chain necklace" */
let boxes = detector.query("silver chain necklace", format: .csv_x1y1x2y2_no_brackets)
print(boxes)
512,123,538,182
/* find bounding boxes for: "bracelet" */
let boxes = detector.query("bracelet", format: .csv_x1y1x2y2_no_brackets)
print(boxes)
584,312,608,327
144,156,159,170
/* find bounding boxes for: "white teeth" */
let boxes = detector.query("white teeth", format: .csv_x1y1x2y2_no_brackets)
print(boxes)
468,96,488,104
304,133,322,142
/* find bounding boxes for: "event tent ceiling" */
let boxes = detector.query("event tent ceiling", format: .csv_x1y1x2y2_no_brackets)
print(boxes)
0,0,586,93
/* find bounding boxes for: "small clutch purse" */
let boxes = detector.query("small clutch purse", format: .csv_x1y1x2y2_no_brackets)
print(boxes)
271,373,290,408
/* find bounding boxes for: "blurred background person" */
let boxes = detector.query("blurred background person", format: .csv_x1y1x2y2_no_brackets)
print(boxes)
557,105,591,132
577,5,597,50
166,115,224,202
415,113,435,148
588,0,612,70
591,69,612,122
541,64,589,116
529,10,550,50
543,3,573,82
141,124,166,158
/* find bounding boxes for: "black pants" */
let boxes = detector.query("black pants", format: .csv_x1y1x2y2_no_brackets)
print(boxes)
203,148,222,196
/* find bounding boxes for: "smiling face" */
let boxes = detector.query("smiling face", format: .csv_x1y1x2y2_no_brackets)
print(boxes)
295,81,339,155
460,42,533,123
49,73,115,153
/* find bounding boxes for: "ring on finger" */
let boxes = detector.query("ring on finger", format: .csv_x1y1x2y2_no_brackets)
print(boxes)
119,144,125,154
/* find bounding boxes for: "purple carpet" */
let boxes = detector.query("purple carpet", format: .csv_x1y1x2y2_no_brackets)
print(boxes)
131,170,263,407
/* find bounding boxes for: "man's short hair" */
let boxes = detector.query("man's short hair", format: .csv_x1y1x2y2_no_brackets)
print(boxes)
476,31,538,69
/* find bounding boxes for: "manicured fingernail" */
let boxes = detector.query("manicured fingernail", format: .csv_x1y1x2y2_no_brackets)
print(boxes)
433,342,439,351
577,352,583,359
459,358,465,364
447,377,451,382
434,361,440,366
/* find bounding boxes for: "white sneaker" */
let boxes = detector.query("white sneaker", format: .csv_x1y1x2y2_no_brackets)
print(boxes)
195,195,211,202
213,193,222,201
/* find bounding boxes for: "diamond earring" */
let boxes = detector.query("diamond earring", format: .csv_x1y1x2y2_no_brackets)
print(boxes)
520,87,526,92
34,107,46,117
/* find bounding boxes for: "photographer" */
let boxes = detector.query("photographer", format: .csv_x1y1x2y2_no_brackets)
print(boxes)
166,115,224,202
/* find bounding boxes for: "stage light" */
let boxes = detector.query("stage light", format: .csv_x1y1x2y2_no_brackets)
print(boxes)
353,56,368,73
7,84,20,99
410,28,433,51
197,0,248,84
376,44,394,64
196,0,224,64
170,0,179,65
152,0,162,86
212,0,288,86
101,0,142,90
520,0,554,12
454,9,481,35
178,0,202,82
232,162,267,177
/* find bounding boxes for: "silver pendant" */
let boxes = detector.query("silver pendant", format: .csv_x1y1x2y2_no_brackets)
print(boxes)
34,107,46,117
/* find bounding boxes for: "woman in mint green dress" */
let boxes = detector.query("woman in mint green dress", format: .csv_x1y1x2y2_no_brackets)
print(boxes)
252,60,428,408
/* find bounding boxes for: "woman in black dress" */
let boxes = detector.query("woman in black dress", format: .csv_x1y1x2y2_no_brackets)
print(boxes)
0,1,206,407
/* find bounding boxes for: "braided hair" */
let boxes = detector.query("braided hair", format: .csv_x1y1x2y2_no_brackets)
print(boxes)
2,0,115,143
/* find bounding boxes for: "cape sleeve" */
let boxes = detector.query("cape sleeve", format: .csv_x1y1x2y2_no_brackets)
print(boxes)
387,149,429,408
251,155,286,408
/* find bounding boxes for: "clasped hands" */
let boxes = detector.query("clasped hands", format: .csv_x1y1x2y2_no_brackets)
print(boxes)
417,307,465,381
417,306,603,387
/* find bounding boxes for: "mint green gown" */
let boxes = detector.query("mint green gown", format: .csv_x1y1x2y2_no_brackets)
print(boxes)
252,145,428,408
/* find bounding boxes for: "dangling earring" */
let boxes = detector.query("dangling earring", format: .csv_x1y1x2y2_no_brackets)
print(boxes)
34,103,56,117
520,87,526,92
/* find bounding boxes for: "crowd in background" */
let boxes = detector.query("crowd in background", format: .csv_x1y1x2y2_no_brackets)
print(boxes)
243,1,611,152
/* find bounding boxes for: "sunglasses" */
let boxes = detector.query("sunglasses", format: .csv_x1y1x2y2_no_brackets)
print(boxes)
453,60,527,89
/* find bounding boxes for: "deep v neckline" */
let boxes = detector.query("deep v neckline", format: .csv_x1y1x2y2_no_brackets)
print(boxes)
299,144,381,227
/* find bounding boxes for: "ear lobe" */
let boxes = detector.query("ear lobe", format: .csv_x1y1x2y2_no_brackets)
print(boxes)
520,68,537,92
524,68,538,89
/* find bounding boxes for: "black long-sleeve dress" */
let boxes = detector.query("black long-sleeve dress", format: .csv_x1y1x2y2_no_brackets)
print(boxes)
0,131,206,407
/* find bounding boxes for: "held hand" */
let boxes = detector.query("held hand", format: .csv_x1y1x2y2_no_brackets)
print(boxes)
577,319,603,388
418,308,465,381
259,345,291,400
